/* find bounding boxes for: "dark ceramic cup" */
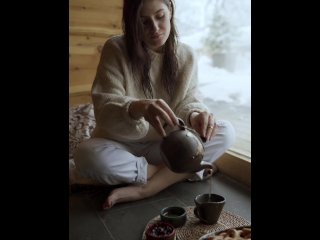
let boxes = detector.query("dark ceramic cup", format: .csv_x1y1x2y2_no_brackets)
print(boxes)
160,206,187,227
194,193,225,224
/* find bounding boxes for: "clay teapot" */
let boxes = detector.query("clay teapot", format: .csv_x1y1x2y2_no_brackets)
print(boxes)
160,118,213,173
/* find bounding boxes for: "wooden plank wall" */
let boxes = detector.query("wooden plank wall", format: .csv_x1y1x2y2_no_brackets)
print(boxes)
69,0,123,106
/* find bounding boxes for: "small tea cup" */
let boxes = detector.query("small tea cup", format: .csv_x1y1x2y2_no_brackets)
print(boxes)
160,206,187,227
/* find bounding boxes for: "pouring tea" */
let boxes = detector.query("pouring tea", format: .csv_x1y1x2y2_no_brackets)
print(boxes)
160,118,213,173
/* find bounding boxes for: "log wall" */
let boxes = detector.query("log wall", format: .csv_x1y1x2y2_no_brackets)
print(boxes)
69,0,123,106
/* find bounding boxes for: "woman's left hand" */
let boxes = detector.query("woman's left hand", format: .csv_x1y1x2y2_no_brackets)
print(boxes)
189,111,217,142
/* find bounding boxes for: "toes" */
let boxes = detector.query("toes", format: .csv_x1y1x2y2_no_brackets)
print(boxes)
102,199,113,210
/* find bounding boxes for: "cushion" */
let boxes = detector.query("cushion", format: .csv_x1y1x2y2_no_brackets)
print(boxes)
69,103,96,159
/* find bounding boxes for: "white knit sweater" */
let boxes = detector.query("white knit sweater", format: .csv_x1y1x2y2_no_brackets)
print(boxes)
91,35,208,142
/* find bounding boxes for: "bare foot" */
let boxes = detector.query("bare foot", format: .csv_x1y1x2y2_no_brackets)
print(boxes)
102,185,144,210
102,167,192,210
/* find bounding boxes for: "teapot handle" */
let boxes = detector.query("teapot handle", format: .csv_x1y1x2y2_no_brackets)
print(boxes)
172,118,206,143
163,118,206,143
163,117,186,132
177,118,186,130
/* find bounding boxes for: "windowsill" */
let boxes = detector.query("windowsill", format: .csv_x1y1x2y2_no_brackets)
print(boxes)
215,150,251,188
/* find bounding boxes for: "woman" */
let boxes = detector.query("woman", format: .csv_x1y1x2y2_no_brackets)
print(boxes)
71,0,235,209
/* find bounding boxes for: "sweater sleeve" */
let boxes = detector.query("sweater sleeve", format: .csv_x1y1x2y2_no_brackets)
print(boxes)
174,46,209,127
91,38,149,141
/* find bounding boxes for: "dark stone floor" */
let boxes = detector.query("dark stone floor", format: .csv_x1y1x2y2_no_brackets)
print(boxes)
69,172,251,240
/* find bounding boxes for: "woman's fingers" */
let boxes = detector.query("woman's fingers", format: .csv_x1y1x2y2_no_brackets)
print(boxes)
192,111,209,138
144,99,178,136
156,99,179,126
202,113,210,137
209,122,218,141
190,111,217,142
206,114,217,141
205,113,213,141
152,115,167,137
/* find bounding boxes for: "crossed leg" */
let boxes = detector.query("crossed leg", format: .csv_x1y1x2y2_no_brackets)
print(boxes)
71,159,214,209
102,164,193,209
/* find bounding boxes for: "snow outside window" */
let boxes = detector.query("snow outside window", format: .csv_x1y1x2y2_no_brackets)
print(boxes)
175,0,251,157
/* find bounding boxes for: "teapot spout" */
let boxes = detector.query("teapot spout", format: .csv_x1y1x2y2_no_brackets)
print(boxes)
196,162,213,172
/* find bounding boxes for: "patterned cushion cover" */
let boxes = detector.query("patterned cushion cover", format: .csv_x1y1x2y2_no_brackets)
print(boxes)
69,103,96,159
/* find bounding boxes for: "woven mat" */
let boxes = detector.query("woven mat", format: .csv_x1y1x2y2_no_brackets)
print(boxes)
142,206,250,240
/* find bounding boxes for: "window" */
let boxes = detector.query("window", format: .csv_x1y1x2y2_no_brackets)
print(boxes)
175,0,251,158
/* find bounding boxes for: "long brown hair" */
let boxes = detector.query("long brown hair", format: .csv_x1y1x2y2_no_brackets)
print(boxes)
122,0,179,98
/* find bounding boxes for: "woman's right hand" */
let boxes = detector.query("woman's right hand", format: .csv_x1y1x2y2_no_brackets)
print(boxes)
129,99,178,137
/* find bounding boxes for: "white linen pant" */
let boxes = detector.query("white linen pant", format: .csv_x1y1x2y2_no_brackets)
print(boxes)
73,120,235,185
